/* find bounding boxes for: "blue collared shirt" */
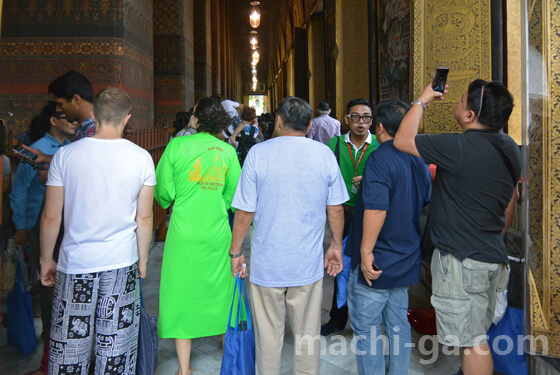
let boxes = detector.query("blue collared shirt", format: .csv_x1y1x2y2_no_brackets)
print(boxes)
10,133,70,230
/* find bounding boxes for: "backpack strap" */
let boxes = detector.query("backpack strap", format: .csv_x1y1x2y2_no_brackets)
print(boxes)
480,133,518,187
224,127,232,137
249,126,256,138
334,136,341,165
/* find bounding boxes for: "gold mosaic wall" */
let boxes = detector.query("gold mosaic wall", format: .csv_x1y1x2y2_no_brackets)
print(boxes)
412,0,492,133
526,0,560,358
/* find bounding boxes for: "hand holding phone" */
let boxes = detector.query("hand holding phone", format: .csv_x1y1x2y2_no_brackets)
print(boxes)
372,260,380,271
13,145,40,169
432,67,449,94
13,145,38,161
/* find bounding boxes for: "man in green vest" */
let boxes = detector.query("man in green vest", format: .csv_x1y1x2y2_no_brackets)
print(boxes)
322,98,377,336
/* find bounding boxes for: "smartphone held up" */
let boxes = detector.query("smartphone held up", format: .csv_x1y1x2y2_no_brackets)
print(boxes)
432,67,449,94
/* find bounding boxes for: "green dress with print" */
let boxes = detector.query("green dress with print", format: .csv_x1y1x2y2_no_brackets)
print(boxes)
155,132,241,339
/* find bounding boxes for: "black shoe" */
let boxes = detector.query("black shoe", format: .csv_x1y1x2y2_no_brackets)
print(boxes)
321,321,343,336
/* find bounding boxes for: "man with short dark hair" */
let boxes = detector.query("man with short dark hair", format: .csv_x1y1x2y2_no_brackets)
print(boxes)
307,101,341,145
48,70,95,140
394,80,521,375
347,99,431,374
41,87,155,374
229,97,348,375
321,98,377,336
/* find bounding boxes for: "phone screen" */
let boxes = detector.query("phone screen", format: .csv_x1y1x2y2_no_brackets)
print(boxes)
432,67,449,94
13,145,38,161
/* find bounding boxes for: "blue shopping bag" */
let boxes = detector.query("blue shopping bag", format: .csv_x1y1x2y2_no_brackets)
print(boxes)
136,279,158,375
220,275,255,375
7,261,37,356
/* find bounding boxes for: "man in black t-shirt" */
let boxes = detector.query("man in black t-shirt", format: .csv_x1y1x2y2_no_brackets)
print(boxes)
393,80,521,375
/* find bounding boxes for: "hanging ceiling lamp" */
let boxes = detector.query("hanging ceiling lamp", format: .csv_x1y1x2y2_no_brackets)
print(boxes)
249,1,261,28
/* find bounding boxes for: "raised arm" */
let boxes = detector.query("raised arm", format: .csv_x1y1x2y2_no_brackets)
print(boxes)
393,84,447,157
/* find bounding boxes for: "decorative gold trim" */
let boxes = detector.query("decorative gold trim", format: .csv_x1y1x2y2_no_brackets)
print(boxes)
412,0,425,131
542,0,551,330
506,0,523,144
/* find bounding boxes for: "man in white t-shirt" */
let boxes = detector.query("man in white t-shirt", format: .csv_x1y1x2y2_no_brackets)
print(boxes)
40,87,156,375
229,96,348,375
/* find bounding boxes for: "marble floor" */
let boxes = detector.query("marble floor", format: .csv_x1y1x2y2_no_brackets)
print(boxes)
1,230,464,375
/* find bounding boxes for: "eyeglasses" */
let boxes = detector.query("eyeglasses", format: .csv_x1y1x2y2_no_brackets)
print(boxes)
348,114,373,124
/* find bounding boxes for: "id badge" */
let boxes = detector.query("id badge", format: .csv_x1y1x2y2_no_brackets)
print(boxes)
351,184,358,194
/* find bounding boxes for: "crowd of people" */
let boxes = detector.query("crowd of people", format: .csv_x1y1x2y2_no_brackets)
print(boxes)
1,68,521,375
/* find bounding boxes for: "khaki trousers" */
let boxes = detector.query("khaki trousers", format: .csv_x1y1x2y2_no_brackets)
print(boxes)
250,279,323,375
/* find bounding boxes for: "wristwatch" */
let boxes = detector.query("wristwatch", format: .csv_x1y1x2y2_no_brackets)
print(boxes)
411,100,426,110
229,250,243,258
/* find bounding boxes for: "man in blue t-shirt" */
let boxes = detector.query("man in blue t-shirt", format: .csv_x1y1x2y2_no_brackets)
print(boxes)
346,99,431,375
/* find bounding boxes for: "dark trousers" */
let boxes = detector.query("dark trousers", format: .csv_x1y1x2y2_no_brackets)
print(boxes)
327,209,353,329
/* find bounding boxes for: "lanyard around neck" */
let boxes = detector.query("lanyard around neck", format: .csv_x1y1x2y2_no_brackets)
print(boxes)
347,142,368,177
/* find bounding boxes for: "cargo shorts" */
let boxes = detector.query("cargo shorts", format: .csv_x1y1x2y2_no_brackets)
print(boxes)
430,249,509,348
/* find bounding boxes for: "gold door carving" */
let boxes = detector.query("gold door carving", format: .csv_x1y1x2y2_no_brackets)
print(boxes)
525,0,560,358
412,0,492,133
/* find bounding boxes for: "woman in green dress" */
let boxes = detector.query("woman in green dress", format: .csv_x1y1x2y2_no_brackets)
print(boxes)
155,97,241,375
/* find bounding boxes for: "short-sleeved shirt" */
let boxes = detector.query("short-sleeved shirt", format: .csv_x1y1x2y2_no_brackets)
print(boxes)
232,136,349,288
415,129,521,264
47,138,156,274
10,133,70,230
346,140,431,289
307,114,341,145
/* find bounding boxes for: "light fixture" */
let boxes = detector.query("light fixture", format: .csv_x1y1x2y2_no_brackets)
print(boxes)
252,76,258,83
250,36,258,50
252,50,260,64
251,61,257,69
252,82,257,91
252,68,257,75
249,1,261,28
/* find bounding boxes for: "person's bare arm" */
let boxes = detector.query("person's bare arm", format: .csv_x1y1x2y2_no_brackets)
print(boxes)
40,186,64,287
230,209,255,277
136,185,154,278
503,185,519,236
393,84,447,157
325,204,344,277
360,210,387,286
229,123,245,147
